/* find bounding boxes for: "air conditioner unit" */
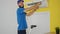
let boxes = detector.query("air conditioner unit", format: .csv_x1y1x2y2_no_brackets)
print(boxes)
26,0,48,8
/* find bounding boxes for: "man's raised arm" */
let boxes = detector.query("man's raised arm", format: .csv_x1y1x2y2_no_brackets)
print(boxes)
25,2,41,16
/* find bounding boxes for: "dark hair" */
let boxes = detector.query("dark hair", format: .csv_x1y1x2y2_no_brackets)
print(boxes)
17,0,24,4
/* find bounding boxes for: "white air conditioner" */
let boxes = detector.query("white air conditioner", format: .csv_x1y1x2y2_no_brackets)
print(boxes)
26,0,48,8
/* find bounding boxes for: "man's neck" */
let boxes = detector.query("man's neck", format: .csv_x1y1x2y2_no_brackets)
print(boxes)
19,6,24,8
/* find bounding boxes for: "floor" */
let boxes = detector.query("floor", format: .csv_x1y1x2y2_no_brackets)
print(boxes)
45,32,60,34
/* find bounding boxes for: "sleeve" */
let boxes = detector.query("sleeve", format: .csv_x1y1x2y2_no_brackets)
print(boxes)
24,10,27,14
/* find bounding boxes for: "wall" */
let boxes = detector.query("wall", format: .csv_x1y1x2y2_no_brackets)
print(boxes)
25,0,60,32
26,12,50,34
0,0,17,34
49,0,60,32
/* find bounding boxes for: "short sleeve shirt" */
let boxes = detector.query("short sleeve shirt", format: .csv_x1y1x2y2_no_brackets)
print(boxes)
17,8,27,30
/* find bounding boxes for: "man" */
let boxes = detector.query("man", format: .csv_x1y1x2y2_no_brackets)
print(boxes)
16,0,41,34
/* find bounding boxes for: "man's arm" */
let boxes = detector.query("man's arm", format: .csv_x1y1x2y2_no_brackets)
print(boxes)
25,2,41,11
25,2,41,16
26,5,39,16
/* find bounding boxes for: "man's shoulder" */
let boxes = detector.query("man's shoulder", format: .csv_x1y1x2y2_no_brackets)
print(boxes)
17,8,21,11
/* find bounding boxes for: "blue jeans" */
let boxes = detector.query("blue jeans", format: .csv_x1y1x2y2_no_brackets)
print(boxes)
18,30,26,34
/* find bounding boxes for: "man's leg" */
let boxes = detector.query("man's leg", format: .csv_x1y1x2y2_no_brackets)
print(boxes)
18,30,26,34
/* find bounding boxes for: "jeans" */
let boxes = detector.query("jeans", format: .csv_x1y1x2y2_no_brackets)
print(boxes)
18,30,26,34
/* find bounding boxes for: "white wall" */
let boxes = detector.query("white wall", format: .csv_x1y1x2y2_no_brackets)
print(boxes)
0,0,18,34
0,0,50,34
26,11,50,34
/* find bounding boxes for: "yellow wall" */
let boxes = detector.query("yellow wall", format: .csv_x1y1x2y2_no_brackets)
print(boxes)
59,0,60,27
49,0,60,32
58,0,60,27
24,0,60,32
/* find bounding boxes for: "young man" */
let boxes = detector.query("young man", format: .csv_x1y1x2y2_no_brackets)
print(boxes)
17,0,41,34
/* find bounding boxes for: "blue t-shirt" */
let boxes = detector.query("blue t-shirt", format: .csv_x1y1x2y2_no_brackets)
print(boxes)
17,8,27,30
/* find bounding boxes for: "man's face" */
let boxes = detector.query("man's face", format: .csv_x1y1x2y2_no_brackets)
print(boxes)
18,1,24,7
